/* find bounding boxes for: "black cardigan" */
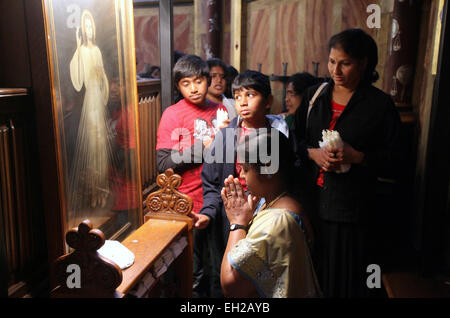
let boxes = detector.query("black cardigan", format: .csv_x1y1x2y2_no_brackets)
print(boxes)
294,80,402,224
200,117,239,249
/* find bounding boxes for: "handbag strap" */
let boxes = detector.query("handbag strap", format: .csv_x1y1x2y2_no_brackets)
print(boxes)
306,82,329,126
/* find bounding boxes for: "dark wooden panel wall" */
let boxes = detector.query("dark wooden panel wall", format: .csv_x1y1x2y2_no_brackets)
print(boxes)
0,0,50,297
0,0,31,87
0,92,48,297
134,4,195,75
244,0,389,113
246,0,382,76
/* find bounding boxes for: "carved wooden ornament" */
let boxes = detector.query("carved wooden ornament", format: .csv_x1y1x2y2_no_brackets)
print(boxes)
53,220,122,297
145,169,193,216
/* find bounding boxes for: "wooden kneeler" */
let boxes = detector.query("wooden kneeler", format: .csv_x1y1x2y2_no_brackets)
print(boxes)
144,168,194,297
144,168,194,246
51,169,194,298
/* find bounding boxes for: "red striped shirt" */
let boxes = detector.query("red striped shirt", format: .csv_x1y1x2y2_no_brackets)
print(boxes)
156,98,227,212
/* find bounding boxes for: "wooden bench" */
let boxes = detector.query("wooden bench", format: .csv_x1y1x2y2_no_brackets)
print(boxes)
51,168,193,298
382,272,450,298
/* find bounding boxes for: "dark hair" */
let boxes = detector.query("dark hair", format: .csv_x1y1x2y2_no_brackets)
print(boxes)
328,28,379,84
236,129,294,185
139,63,158,78
232,70,272,99
225,65,239,98
207,58,228,77
174,50,185,64
149,65,160,73
287,72,320,96
173,54,210,86
227,65,239,81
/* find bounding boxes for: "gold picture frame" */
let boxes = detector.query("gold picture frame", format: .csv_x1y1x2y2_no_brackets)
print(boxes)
42,0,142,244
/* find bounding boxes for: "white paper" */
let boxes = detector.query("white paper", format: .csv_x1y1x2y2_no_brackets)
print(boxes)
152,261,168,278
142,272,156,289
162,249,175,267
170,244,183,258
129,282,147,298
152,257,167,278
97,240,135,269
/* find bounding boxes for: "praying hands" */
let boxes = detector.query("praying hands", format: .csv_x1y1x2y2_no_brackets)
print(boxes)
220,175,259,227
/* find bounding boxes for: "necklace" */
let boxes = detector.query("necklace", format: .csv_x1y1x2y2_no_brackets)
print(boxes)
261,191,288,210
247,191,288,230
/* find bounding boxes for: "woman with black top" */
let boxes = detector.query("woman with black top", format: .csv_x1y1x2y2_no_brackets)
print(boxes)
294,28,402,297
283,72,320,129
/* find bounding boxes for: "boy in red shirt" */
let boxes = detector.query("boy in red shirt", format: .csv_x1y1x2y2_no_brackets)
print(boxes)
156,54,227,213
156,55,228,297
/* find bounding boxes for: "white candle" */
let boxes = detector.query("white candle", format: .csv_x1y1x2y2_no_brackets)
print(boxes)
216,108,229,128
319,130,350,173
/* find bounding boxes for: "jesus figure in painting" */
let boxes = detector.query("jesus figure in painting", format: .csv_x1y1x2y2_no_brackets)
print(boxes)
69,9,111,211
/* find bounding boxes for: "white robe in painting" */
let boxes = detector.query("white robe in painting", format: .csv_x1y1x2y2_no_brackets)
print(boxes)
69,42,111,211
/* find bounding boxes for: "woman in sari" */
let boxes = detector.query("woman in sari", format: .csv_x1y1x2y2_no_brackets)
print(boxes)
220,129,321,298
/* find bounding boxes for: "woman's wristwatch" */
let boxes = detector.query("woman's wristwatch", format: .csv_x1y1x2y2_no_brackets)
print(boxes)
230,224,248,232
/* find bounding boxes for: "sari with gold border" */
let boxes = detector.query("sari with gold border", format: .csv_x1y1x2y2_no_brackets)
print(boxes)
228,208,321,298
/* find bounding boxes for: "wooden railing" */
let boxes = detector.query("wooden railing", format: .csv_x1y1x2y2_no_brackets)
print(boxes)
0,89,47,297
137,79,162,196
